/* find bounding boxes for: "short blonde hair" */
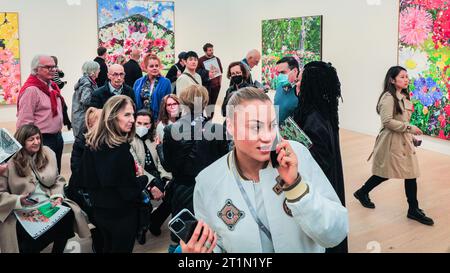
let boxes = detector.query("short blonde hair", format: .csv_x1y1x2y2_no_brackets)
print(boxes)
179,84,209,112
85,95,136,150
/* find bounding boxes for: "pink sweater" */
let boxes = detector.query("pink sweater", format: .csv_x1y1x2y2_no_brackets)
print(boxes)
16,86,63,134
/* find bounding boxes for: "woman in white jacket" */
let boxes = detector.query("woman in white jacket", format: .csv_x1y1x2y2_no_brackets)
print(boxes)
181,87,348,253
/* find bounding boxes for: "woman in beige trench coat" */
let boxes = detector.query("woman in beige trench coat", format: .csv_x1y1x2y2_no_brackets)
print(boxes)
353,66,433,226
0,124,90,253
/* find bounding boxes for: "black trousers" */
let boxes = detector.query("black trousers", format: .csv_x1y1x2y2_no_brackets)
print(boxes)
150,197,171,229
93,207,138,253
16,206,75,253
42,132,64,174
360,175,419,210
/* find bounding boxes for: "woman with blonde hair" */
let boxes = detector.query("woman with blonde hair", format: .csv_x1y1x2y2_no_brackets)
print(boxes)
182,87,347,253
0,124,90,253
133,54,172,120
80,95,149,252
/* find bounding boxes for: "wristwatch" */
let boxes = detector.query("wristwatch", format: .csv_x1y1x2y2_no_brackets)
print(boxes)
406,125,411,132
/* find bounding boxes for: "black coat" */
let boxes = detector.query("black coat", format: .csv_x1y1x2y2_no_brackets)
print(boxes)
123,59,142,88
162,115,228,186
66,131,86,199
294,109,348,253
80,142,148,209
93,57,108,87
221,82,250,117
162,114,228,221
66,130,94,217
89,82,136,109
165,62,185,83
294,110,345,205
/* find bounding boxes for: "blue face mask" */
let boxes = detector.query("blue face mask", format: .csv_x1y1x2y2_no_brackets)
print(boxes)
276,73,290,89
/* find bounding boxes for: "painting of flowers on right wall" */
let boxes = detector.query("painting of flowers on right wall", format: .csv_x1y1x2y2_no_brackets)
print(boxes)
398,0,450,140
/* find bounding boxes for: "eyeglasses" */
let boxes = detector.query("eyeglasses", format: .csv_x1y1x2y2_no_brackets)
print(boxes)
39,65,57,70
166,103,179,107
111,72,126,78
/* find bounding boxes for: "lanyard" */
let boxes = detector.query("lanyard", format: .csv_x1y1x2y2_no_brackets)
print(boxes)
229,153,272,241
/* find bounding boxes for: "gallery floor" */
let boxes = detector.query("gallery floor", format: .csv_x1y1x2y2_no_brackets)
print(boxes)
47,129,450,253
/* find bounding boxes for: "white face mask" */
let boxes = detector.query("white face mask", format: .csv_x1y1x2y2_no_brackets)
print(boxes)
135,126,149,138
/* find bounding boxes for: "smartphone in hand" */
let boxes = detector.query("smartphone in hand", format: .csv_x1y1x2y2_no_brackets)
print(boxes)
25,197,39,204
168,208,201,243
270,130,282,168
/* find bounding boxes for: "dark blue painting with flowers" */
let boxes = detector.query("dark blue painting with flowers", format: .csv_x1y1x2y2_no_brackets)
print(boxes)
399,0,450,140
97,0,174,74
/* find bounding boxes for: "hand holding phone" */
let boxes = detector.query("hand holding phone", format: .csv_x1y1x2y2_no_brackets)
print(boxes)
270,130,282,168
168,209,200,243
168,209,217,253
413,137,422,147
20,195,38,206
274,139,299,187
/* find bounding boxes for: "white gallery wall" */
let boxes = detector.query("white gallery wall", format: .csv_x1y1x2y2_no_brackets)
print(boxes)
1,0,449,155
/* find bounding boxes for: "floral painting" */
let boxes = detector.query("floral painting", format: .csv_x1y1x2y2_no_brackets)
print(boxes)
398,0,450,140
262,16,322,90
0,12,21,105
97,0,174,74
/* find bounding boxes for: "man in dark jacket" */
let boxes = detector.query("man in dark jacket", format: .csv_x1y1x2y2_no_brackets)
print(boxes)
89,64,136,109
165,52,186,94
94,46,108,87
123,49,142,88
166,52,186,83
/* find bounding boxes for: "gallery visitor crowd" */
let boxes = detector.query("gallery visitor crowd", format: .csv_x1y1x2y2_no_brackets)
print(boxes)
0,42,432,253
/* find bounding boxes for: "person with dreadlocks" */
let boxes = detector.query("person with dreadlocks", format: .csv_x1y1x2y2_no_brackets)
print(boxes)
353,66,433,226
293,61,347,253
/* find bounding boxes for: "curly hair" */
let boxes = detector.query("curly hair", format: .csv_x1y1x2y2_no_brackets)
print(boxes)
226,61,249,80
297,61,342,129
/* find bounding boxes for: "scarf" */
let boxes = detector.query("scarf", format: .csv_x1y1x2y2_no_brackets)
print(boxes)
17,75,66,117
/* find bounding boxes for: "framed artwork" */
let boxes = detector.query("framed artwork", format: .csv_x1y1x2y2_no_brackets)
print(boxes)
262,15,322,90
0,12,21,105
97,0,175,74
398,0,450,140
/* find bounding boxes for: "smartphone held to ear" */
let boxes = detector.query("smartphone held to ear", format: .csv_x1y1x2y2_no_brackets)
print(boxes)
270,130,281,168
168,208,201,243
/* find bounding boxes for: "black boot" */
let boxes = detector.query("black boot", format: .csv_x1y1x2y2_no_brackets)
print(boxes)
407,208,434,226
404,179,433,225
353,189,375,209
